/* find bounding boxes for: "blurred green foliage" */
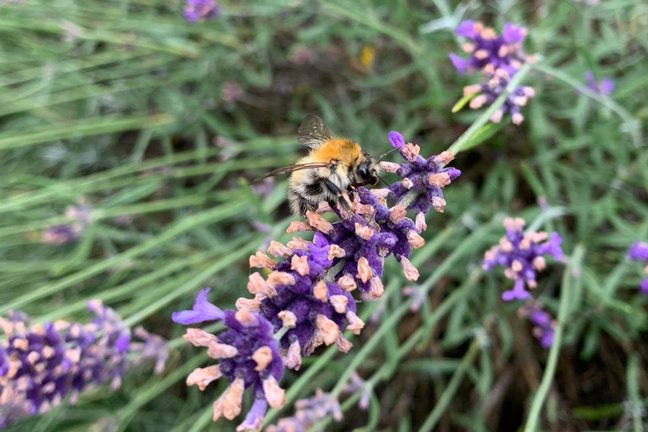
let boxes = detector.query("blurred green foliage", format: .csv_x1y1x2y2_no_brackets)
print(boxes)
1,0,647,431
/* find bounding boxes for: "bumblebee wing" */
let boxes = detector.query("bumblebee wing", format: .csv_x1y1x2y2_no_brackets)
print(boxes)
252,162,330,183
298,114,334,149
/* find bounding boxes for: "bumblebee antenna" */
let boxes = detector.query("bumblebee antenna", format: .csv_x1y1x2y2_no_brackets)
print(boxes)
376,174,390,187
377,148,397,162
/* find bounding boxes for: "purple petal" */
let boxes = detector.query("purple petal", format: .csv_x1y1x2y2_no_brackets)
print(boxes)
584,71,598,92
172,288,224,325
640,278,648,295
628,242,648,262
448,53,469,74
237,398,268,431
455,20,477,39
502,23,526,44
388,131,405,149
444,167,462,181
599,78,614,96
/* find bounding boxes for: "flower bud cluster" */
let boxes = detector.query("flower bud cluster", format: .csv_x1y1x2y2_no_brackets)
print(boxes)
449,20,535,124
627,242,648,294
0,301,167,428
483,217,563,302
173,131,461,428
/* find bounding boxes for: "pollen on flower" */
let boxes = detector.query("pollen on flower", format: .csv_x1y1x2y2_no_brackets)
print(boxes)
400,257,420,281
380,161,401,173
249,251,276,269
213,378,245,420
268,241,293,257
287,221,312,233
329,295,349,313
252,346,274,371
313,280,329,302
337,274,357,291
290,254,310,276
306,211,334,233
266,271,296,288
277,310,297,328
357,257,372,283
187,365,222,391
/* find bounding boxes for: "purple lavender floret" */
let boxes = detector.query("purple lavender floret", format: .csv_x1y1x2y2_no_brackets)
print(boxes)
0,301,167,428
384,131,461,216
268,389,343,432
449,20,529,76
184,0,220,23
172,289,286,428
247,232,360,360
463,68,535,125
41,200,91,244
585,71,614,96
627,241,648,294
483,217,563,301
449,21,536,124
518,302,555,349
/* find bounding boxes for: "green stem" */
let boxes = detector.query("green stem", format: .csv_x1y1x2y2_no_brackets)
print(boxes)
524,245,585,432
533,63,642,148
418,336,482,432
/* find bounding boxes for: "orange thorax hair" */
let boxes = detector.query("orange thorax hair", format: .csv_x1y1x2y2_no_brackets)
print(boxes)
309,138,362,166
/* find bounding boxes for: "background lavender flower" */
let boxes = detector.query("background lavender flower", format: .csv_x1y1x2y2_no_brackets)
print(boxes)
518,302,556,349
627,241,648,294
184,0,220,23
41,200,91,244
584,71,614,96
172,288,286,429
483,217,563,301
463,69,535,124
449,21,529,76
449,20,536,124
267,389,342,432
0,301,167,428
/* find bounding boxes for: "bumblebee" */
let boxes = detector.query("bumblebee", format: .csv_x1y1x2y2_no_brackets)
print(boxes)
260,115,379,215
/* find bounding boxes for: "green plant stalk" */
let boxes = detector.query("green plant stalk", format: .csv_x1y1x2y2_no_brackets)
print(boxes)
524,245,585,432
116,354,208,431
533,63,642,148
0,114,175,150
0,201,247,314
418,337,481,432
627,353,644,432
447,61,534,155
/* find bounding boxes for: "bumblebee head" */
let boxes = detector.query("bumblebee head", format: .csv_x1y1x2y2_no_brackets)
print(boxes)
353,154,379,187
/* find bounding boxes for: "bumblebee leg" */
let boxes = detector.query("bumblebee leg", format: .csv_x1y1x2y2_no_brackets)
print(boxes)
346,185,356,202
323,179,352,212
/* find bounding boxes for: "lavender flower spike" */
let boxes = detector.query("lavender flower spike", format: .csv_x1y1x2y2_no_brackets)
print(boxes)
184,0,220,22
267,389,342,432
483,217,563,301
41,199,91,244
0,301,167,428
585,71,614,96
450,20,530,76
173,289,286,428
627,241,648,294
449,20,536,125
518,301,556,349
385,130,461,216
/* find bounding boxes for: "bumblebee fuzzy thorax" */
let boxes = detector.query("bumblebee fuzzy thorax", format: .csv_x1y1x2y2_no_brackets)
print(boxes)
259,115,379,215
